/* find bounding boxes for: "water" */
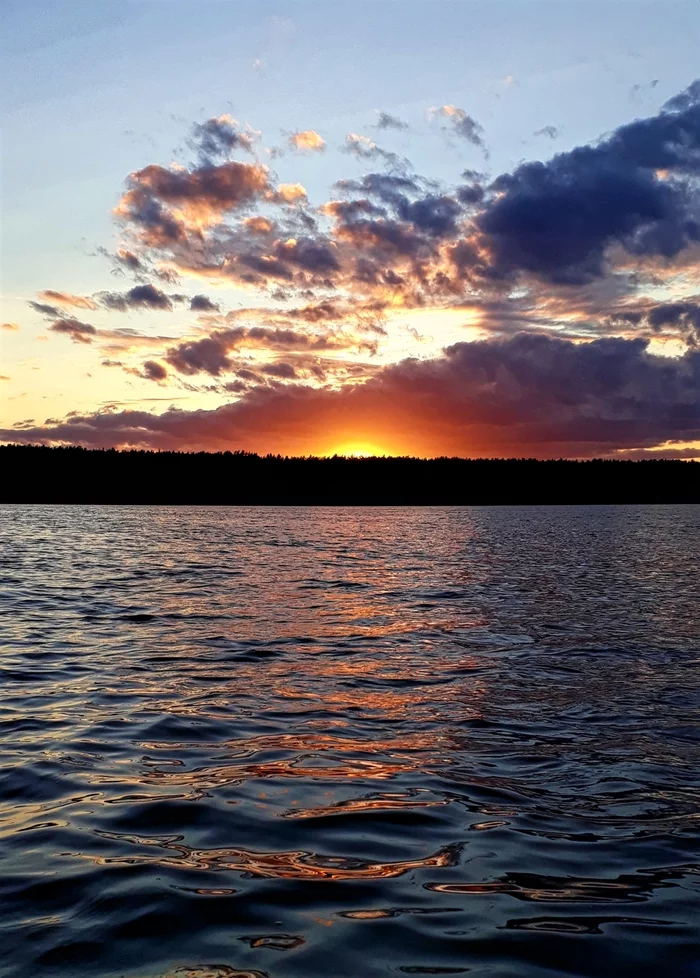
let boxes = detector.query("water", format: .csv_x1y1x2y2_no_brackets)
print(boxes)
1,505,699,978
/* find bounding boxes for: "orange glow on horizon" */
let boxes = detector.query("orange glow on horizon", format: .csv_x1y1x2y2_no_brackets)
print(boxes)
326,441,391,458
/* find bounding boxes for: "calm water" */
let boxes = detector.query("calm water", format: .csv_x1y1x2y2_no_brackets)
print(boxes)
1,506,699,978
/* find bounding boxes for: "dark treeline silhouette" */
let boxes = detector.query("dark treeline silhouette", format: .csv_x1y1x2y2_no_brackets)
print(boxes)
2,444,699,504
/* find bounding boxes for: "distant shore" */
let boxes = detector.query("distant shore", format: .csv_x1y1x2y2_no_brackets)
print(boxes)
2,445,699,505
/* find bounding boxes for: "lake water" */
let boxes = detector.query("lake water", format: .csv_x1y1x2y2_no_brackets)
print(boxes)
1,505,699,978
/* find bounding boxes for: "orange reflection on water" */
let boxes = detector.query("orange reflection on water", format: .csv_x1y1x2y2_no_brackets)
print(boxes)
283,794,447,819
86,834,462,881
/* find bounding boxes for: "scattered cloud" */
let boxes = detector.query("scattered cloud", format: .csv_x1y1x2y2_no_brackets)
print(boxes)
433,105,486,151
533,125,559,140
275,182,307,203
376,111,409,131
37,290,98,310
190,294,220,312
49,318,98,344
115,159,271,247
189,115,255,162
164,324,371,377
342,133,404,169
289,129,325,152
99,283,174,312
142,360,168,382
29,301,61,317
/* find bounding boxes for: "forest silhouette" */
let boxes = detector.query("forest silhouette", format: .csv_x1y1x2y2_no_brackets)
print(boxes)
2,445,699,504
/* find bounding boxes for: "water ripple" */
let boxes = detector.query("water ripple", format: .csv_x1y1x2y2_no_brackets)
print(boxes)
0,504,699,978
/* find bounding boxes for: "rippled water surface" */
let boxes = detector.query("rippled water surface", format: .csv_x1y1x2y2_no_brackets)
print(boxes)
1,505,699,978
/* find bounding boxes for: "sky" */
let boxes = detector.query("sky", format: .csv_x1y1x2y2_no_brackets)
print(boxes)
2,0,700,459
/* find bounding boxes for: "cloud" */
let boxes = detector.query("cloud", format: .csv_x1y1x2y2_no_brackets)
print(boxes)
275,182,307,203
99,283,174,311
244,216,275,235
1,322,19,331
289,130,325,152
115,248,146,272
434,105,486,151
49,318,98,344
164,324,367,377
342,134,404,169
376,111,409,131
610,300,700,347
190,294,220,312
189,115,254,162
259,361,297,379
663,79,700,113
142,360,168,382
5,334,699,458
115,160,271,246
37,290,98,310
533,125,559,140
466,82,700,284
29,301,61,317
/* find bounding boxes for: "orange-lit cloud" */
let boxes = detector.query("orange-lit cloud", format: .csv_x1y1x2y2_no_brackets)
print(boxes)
289,129,325,152
37,290,98,310
274,182,307,203
4,333,700,458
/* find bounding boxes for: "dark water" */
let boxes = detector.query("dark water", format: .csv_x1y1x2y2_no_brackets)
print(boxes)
1,506,699,978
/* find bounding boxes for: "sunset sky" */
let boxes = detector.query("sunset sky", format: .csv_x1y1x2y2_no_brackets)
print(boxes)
3,0,700,458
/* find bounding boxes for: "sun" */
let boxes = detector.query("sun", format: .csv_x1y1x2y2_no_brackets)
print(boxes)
327,441,390,458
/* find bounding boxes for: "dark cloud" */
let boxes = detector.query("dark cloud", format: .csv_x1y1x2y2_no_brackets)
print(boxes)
259,361,297,379
190,294,220,312
272,236,340,273
99,284,174,311
115,248,145,271
164,332,235,376
399,194,461,237
376,112,409,131
4,334,699,457
142,360,169,382
189,115,254,162
29,301,61,317
164,325,363,377
332,172,460,240
611,300,700,347
469,82,700,283
116,160,271,246
663,79,700,113
49,319,98,344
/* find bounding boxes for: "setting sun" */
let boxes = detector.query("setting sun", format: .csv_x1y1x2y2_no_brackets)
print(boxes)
326,441,390,458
